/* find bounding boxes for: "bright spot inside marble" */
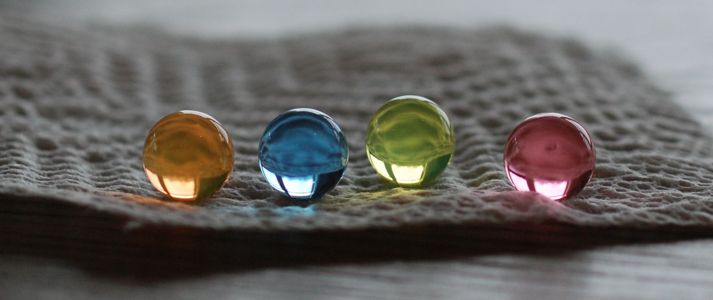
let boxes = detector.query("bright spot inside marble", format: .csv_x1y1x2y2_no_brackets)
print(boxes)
143,110,234,201
258,108,348,200
365,95,456,187
503,113,596,201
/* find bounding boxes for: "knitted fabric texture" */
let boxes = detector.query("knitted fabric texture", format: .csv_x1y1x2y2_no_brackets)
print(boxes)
1,17,712,231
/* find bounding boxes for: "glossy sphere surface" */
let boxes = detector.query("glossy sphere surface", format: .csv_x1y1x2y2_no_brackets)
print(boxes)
143,111,234,201
258,108,348,200
366,95,455,187
504,113,595,201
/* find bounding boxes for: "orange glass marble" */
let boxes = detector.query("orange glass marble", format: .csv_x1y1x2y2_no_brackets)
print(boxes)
143,110,234,201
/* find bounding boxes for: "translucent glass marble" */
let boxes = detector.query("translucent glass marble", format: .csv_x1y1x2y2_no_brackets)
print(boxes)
143,110,234,201
365,95,456,187
258,108,348,200
504,113,595,201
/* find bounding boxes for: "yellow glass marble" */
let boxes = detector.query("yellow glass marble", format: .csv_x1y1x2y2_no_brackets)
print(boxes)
143,110,234,201
366,95,456,187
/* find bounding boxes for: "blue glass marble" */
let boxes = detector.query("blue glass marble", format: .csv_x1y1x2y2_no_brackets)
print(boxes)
258,108,349,200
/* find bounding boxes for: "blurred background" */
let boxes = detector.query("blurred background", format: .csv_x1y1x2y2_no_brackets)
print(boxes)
2,0,712,130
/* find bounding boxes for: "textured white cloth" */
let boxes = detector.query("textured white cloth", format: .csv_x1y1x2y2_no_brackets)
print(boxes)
1,16,712,231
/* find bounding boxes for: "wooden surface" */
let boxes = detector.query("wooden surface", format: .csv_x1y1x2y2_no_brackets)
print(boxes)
1,1,713,299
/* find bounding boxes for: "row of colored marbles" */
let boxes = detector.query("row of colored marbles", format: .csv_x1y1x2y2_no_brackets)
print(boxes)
142,95,596,202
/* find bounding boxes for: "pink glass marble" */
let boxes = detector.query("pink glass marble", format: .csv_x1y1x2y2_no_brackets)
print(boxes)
503,113,595,201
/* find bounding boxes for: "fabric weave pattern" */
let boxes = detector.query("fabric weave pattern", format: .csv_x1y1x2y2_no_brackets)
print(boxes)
1,16,712,230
